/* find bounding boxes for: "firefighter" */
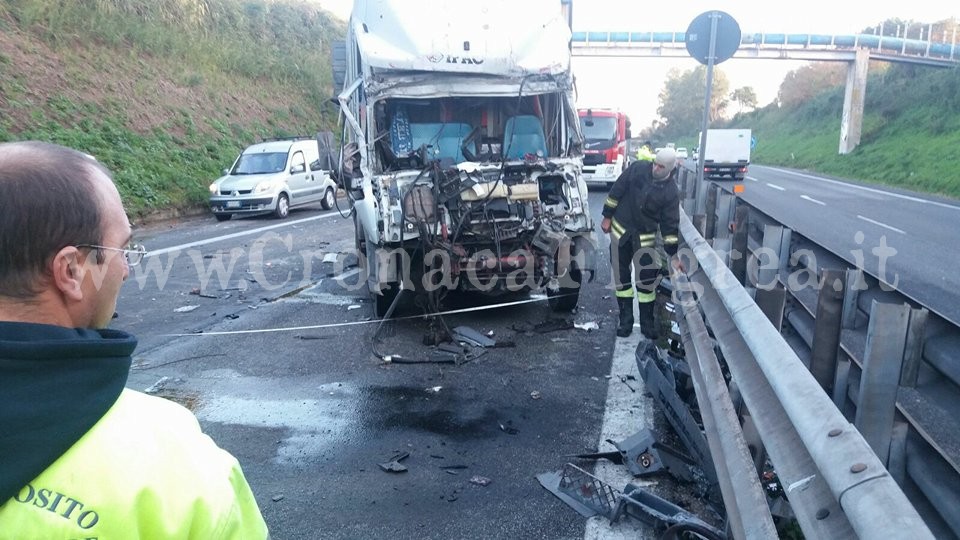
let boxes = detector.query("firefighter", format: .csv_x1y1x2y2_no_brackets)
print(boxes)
600,147,681,339
635,140,655,162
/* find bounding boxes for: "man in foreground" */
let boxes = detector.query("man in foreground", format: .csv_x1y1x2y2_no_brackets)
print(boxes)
0,141,269,539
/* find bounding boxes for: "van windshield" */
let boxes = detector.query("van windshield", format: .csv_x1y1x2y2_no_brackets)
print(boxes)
232,152,288,174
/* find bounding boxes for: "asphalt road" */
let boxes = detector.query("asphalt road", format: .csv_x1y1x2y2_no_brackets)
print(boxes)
116,194,673,539
736,165,960,326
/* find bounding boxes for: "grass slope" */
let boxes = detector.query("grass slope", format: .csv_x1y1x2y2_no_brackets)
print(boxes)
0,0,344,218
729,64,960,199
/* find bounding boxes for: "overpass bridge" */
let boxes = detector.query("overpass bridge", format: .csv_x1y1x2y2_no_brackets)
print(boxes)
571,31,960,153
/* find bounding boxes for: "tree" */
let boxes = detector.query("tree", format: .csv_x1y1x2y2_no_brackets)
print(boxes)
655,65,730,140
777,62,847,107
730,86,758,113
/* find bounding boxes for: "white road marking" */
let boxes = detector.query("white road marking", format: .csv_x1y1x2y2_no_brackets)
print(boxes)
770,167,960,211
766,183,785,191
857,214,906,234
584,321,656,540
800,195,826,206
145,212,340,257
745,176,759,182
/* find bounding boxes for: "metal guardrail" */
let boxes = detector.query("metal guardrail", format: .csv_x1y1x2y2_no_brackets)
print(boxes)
675,209,932,538
672,163,960,537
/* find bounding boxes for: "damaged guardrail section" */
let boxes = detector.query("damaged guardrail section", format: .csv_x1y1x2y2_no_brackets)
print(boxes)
676,209,933,539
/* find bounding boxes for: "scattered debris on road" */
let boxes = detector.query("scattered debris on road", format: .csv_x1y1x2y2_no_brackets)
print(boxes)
378,451,410,473
469,475,492,487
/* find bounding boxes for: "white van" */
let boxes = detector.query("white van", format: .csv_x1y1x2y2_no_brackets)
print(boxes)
209,137,337,221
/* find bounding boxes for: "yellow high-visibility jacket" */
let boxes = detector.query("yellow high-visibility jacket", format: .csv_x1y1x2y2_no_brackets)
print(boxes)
0,389,268,539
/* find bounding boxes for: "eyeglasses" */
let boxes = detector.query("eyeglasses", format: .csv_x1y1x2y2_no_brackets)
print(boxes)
76,243,148,267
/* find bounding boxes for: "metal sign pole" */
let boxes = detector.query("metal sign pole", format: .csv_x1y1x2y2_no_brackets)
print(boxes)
695,12,719,212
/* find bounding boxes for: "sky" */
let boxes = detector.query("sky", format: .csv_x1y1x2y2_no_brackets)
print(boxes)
311,0,957,132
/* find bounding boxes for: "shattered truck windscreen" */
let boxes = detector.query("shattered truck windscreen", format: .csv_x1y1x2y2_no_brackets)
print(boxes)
338,0,596,316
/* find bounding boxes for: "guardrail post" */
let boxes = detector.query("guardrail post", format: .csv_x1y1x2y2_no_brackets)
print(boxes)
730,204,749,285
855,300,911,465
841,268,864,329
810,269,845,393
755,224,789,290
755,283,786,331
714,192,735,240
704,185,718,240
899,307,929,388
888,421,909,485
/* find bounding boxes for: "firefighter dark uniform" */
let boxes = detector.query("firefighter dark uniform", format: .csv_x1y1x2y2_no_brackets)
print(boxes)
601,149,680,338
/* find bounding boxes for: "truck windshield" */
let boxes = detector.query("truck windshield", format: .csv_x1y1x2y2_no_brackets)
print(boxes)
232,152,288,175
578,116,617,142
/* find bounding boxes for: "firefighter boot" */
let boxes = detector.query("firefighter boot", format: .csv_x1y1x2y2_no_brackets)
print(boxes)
638,301,658,340
616,297,634,338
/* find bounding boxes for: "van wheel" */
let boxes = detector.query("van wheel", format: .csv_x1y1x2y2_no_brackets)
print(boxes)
274,194,289,219
215,214,231,222
320,187,336,210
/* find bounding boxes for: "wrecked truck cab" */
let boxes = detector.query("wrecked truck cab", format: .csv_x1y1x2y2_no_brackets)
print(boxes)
336,0,596,317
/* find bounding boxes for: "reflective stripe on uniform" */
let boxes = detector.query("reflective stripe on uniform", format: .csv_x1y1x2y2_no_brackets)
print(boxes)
604,197,619,209
637,291,656,303
615,288,636,299
638,232,656,247
662,234,679,245
611,219,626,238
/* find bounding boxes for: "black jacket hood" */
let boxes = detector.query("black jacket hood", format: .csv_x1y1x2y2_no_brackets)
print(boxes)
0,322,136,505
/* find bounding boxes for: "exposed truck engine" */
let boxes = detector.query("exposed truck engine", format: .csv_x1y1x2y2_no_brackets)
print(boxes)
333,0,596,316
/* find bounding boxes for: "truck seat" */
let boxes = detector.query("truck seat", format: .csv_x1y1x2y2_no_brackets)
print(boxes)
503,115,547,160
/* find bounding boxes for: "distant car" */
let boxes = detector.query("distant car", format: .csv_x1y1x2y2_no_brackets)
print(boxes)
209,137,337,221
676,147,689,159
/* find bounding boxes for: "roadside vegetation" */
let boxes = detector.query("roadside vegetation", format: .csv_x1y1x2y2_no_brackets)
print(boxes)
646,18,960,200
0,0,344,218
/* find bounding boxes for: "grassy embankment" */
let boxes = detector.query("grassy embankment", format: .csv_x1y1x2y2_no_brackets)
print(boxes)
0,0,344,219
726,63,960,199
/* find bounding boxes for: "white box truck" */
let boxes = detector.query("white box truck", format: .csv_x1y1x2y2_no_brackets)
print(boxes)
698,128,751,181
332,0,596,316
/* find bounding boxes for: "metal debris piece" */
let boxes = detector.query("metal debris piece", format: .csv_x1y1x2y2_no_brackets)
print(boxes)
537,463,724,538
174,305,199,313
378,451,410,473
452,326,496,347
530,390,542,400
469,476,492,486
498,422,519,435
144,376,170,394
532,318,574,333
636,340,718,487
271,495,284,502
425,386,443,393
574,428,696,481
574,321,599,332
536,463,619,518
347,304,362,310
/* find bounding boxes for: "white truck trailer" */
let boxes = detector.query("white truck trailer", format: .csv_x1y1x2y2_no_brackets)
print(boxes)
698,128,751,181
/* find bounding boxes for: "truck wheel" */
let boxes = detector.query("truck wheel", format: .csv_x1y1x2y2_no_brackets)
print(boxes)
374,284,401,318
215,214,231,222
548,266,581,312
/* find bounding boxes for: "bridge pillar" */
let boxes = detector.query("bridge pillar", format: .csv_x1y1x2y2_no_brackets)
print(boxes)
839,48,870,154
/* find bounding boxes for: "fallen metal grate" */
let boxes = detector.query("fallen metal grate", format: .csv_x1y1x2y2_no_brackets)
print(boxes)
556,463,620,519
